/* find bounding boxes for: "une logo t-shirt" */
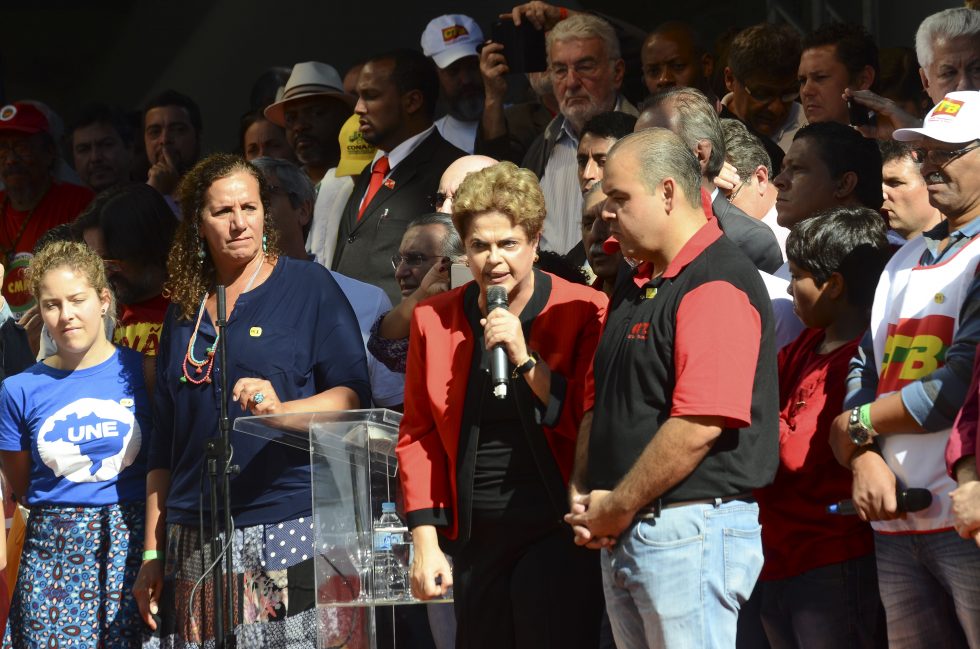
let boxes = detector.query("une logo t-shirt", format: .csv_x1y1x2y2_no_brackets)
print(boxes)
36,397,141,483
0,347,150,506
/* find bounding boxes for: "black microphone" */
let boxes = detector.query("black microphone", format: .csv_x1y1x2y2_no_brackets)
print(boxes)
827,487,933,515
487,285,510,400
216,285,227,325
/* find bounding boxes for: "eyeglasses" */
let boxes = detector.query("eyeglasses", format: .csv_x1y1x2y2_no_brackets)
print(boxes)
0,138,36,160
910,140,980,167
728,180,749,204
743,84,799,104
391,253,441,269
550,58,609,81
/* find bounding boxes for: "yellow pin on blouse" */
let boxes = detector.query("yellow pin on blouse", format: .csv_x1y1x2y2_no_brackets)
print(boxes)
645,288,658,300
934,293,945,304
249,326,263,337
120,398,134,408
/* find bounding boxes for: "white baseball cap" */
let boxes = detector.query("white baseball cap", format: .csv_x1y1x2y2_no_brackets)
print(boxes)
893,91,980,144
421,14,484,69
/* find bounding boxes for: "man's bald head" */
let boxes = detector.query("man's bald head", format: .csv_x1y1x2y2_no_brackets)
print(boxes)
436,154,497,213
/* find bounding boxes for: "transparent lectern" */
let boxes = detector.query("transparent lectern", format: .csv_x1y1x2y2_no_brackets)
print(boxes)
234,409,451,649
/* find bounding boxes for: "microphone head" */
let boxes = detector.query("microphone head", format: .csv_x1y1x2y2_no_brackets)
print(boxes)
899,488,933,513
487,285,508,309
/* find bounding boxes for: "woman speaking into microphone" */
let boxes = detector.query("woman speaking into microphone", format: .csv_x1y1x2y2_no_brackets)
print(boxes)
397,162,607,649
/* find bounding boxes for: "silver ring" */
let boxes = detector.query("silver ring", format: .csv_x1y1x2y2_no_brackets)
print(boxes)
253,392,265,404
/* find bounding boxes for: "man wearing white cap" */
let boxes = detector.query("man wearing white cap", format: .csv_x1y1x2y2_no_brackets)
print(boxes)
421,14,485,154
264,61,355,184
829,90,980,648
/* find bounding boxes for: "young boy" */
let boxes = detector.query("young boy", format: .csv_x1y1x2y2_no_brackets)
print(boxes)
755,206,891,648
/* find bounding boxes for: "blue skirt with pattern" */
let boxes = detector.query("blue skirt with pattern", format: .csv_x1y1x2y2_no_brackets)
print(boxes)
4,501,145,648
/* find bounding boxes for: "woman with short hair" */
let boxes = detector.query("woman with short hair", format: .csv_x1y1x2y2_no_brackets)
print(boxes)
398,161,607,649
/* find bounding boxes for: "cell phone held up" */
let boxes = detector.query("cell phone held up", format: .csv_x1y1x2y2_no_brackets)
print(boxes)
848,99,875,127
489,20,548,74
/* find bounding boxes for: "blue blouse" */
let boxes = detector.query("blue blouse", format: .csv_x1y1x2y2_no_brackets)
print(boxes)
149,257,371,527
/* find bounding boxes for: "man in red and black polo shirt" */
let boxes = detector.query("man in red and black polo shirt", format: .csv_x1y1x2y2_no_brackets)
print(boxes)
566,127,778,649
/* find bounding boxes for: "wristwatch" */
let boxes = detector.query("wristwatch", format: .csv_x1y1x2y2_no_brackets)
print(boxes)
848,404,876,447
512,352,539,378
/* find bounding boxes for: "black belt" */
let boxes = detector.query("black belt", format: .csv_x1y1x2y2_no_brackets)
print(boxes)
636,493,756,520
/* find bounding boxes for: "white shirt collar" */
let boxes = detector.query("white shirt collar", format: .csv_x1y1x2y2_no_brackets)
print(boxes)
372,125,436,172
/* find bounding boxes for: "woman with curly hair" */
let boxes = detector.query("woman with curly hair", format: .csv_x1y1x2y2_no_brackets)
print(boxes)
0,241,150,647
397,161,607,649
132,153,369,648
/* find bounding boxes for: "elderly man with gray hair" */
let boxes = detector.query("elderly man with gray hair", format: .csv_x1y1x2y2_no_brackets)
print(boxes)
637,87,783,273
847,6,980,137
251,156,404,408
519,13,637,256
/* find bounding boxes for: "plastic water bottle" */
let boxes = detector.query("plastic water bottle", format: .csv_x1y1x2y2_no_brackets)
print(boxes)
373,502,412,600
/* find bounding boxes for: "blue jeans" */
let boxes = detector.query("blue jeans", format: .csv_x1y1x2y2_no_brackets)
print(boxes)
601,499,763,649
759,554,884,649
875,529,980,648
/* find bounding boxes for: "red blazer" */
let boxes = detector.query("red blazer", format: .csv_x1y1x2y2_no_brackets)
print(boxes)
396,271,607,541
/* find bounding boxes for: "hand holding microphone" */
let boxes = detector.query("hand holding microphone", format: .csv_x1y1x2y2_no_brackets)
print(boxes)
828,487,932,516
483,285,524,400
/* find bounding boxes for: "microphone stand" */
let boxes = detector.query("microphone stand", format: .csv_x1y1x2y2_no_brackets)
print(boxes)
204,285,239,648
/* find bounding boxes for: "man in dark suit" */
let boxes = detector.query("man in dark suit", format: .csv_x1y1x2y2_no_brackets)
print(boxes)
332,48,465,302
636,88,783,274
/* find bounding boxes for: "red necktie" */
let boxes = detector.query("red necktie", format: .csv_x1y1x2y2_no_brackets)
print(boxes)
358,155,390,220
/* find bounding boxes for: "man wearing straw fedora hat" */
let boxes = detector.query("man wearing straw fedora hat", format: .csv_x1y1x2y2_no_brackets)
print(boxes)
265,61,355,185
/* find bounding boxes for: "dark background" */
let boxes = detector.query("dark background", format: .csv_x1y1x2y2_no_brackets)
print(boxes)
0,0,960,155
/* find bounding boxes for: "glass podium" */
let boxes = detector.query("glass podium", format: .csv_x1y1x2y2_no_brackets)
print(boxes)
234,409,451,649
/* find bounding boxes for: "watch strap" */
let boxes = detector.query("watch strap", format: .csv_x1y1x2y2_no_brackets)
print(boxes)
858,403,876,435
513,352,538,377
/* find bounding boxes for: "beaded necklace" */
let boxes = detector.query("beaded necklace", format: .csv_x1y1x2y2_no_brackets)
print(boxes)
179,256,265,385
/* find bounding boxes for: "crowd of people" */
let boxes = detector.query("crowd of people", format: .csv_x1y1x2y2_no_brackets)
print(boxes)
0,1,978,648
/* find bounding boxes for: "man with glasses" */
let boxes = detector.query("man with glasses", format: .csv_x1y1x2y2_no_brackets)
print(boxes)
368,213,464,375
829,91,980,648
722,23,806,170
521,13,636,256
0,102,93,316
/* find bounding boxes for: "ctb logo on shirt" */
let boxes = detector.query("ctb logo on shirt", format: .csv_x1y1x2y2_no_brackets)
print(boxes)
879,314,954,394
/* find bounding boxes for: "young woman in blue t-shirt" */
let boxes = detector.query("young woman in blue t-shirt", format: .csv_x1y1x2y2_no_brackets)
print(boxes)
0,241,150,647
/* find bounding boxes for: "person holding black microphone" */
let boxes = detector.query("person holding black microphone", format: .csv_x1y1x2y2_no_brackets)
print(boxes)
396,161,606,649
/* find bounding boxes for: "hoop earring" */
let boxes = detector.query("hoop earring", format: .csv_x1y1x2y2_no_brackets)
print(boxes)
262,234,268,253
